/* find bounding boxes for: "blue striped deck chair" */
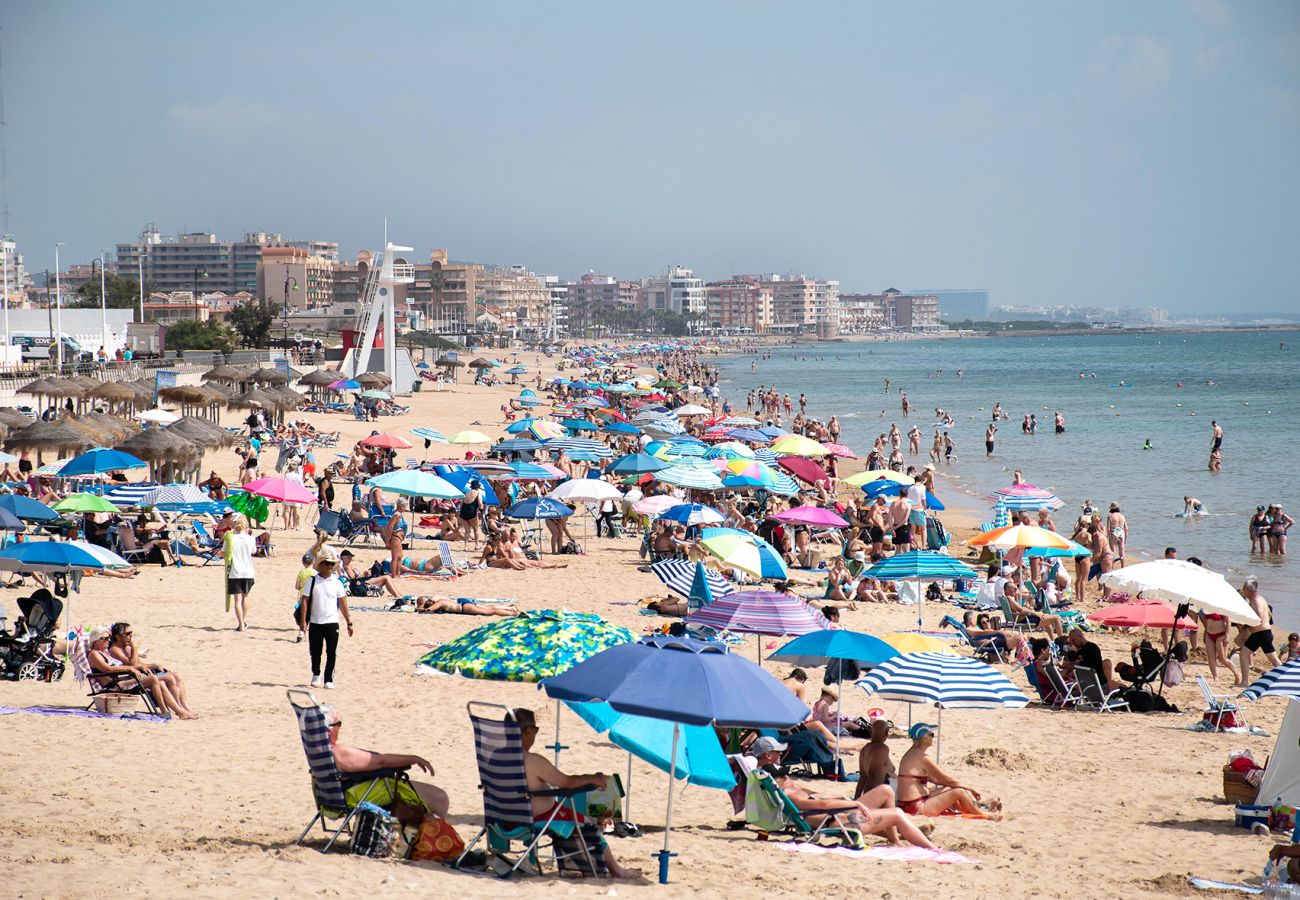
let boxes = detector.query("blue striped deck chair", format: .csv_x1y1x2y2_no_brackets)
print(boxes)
940,614,1007,664
459,702,600,877
434,541,460,580
287,689,415,853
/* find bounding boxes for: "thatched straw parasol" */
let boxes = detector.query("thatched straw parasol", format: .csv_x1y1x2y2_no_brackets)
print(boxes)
435,356,463,368
64,416,119,445
299,369,337,387
116,427,203,481
40,378,85,397
3,418,98,460
158,384,216,405
357,371,392,388
202,364,245,384
88,381,139,403
166,415,235,449
72,411,134,442
17,378,61,398
288,367,305,380
228,388,286,410
266,385,306,409
467,358,493,369
252,367,288,385
0,408,34,429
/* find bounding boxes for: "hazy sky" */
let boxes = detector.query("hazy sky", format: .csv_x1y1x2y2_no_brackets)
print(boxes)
7,1,1299,311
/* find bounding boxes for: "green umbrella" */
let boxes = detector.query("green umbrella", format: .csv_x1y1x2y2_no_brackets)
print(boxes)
53,492,122,514
417,609,634,682
360,389,391,400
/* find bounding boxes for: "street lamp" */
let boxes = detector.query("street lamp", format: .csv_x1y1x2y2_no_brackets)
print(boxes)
54,242,64,371
282,275,299,354
192,266,207,303
91,251,108,355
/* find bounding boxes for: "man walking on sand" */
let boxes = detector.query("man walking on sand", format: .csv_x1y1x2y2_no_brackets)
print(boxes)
1237,576,1280,684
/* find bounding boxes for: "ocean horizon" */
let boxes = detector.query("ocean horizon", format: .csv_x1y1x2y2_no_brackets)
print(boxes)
711,330,1300,627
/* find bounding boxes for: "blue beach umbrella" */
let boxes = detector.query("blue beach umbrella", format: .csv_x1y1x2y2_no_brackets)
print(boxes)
563,419,599,432
863,550,979,631
1025,539,1091,559
863,479,945,509
410,427,447,444
725,428,770,444
606,453,668,475
505,417,542,434
656,465,724,491
602,422,641,435
0,540,132,572
505,497,573,519
366,469,462,499
1241,658,1300,701
650,559,735,603
58,448,147,477
506,461,560,481
658,503,725,526
433,466,501,505
566,701,735,789
543,636,809,883
0,507,23,530
0,495,58,522
492,437,544,453
700,527,788,580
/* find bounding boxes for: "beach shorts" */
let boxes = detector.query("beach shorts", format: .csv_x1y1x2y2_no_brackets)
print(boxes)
868,525,884,543
985,441,994,453
1245,630,1276,654
908,509,927,527
893,525,912,545
341,776,424,814
227,577,254,594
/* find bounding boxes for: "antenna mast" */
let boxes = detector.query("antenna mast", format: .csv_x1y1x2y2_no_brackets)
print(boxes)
0,28,10,235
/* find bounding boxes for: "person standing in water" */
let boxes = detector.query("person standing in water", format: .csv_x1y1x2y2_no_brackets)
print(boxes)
985,423,997,458
1054,411,1066,434
1211,420,1224,452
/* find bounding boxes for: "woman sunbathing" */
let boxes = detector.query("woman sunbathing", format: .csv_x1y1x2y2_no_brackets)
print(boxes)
87,626,195,719
107,622,195,717
411,596,518,617
481,535,567,570
896,723,1001,819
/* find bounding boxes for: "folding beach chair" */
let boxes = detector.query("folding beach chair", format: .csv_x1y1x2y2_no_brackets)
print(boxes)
1074,666,1130,713
737,756,860,847
1022,664,1054,706
459,701,601,877
997,593,1035,633
110,526,153,567
1197,675,1243,730
1042,662,1081,709
286,688,417,853
434,541,460,580
940,614,1006,664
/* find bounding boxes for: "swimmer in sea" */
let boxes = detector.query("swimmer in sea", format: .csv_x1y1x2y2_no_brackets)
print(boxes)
1054,411,1065,434
1183,496,1204,517
1142,439,1153,450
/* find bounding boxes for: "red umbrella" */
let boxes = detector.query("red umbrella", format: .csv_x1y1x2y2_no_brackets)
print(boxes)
362,433,413,449
821,443,857,459
1087,599,1200,630
777,455,829,485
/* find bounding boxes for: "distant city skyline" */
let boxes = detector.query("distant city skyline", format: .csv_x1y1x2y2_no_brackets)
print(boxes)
7,1,1299,313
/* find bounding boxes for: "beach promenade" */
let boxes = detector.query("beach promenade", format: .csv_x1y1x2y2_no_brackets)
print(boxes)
0,349,1286,899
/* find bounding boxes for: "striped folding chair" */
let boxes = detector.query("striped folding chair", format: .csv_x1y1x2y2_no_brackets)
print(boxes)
435,541,460,580
287,689,414,852
459,701,599,877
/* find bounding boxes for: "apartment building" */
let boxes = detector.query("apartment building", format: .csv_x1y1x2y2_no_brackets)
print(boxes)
839,288,940,332
705,278,774,333
734,274,838,333
638,266,706,315
256,247,336,309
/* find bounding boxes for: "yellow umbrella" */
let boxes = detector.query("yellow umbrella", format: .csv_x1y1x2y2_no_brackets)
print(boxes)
843,470,914,487
967,524,1073,550
769,435,829,457
883,633,958,655
448,430,490,444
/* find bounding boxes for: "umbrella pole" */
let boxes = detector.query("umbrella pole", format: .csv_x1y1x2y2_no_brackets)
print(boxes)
547,699,568,765
655,723,680,885
625,751,633,823
916,577,922,633
936,706,942,763
833,667,844,778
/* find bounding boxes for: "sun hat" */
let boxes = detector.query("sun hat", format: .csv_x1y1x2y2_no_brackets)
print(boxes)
908,722,938,740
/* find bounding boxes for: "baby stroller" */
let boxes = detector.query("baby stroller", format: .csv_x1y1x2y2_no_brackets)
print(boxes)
0,589,66,682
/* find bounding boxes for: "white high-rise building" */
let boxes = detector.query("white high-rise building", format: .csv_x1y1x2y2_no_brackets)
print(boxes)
639,265,706,315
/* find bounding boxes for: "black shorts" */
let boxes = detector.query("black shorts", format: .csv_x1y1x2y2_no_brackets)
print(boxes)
1213,437,1222,451
893,525,911,545
985,441,995,453
868,525,884,543
227,577,254,595
1245,630,1275,654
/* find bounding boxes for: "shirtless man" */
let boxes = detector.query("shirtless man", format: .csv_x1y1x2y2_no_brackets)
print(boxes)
1237,576,1281,683
1211,420,1224,452
985,423,997,458
887,494,912,549
515,708,642,879
854,719,896,797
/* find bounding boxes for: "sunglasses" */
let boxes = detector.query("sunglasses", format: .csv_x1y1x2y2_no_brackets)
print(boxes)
328,721,342,729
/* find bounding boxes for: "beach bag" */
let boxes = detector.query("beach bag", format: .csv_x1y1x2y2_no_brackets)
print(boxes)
350,802,399,858
409,816,465,862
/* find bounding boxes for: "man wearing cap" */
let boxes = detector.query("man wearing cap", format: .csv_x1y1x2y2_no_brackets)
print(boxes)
749,736,937,848
298,548,353,689
897,723,1001,819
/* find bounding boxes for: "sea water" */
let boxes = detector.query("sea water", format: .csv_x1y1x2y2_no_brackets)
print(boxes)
711,330,1300,626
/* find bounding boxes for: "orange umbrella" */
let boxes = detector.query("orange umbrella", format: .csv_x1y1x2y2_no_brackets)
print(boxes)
967,524,1073,551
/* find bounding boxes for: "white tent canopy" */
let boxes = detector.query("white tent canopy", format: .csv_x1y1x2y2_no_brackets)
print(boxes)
1259,699,1300,808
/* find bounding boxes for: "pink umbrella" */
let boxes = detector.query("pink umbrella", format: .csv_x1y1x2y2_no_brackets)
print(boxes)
244,477,317,504
361,433,413,449
685,590,828,663
821,443,857,459
777,455,829,485
632,495,679,516
772,506,849,528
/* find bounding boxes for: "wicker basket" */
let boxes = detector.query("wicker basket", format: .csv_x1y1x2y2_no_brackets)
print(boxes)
1224,766,1260,805
92,694,133,716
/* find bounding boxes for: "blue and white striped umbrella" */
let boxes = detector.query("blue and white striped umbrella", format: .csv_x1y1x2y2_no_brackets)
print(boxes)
103,482,162,508
656,465,724,491
506,461,561,481
751,448,779,464
857,652,1029,710
1242,659,1300,701
137,484,214,508
991,494,1064,512
410,427,447,443
651,559,735,600
493,437,544,452
543,437,614,459
658,503,726,526
991,502,1011,529
665,440,708,458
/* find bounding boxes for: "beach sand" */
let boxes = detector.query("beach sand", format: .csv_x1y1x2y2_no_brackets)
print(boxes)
0,355,1285,899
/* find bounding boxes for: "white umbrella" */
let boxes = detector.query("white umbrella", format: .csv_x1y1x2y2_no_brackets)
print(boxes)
1099,559,1259,625
674,404,711,416
135,408,179,425
547,479,622,503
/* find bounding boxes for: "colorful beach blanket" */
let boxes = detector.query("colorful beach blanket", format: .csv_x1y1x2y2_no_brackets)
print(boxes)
773,842,978,865
0,705,169,723
351,599,516,613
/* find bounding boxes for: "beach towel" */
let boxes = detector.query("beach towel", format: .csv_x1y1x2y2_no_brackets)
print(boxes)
773,842,979,865
350,598,516,614
0,705,169,723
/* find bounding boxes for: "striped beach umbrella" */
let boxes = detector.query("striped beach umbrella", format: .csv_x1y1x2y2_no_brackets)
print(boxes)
410,427,447,444
543,436,614,459
651,559,735,602
658,503,726,526
492,437,544,453
137,483,214,508
1242,659,1300,701
102,483,161,509
656,465,724,491
506,461,561,481
685,591,827,661
863,551,979,632
857,652,1029,709
700,527,788,580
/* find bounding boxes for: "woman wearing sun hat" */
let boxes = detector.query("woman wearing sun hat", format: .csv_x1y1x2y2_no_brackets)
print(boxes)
895,723,1001,819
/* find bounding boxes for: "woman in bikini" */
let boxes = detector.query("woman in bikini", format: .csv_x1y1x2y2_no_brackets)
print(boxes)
382,499,408,579
896,723,1000,819
106,622,195,717
87,626,195,719
412,596,517,617
1199,610,1237,685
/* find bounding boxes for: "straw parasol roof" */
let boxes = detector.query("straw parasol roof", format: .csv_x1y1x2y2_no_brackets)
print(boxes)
251,367,288,385
298,369,337,387
40,378,86,397
3,419,98,455
116,427,202,464
467,358,493,368
64,416,119,445
166,415,235,449
228,388,286,410
73,411,135,442
17,378,61,397
0,408,34,428
357,371,392,388
158,384,217,405
88,381,140,402
288,367,305,380
435,356,463,368
202,364,246,384
65,375,102,391
266,385,306,408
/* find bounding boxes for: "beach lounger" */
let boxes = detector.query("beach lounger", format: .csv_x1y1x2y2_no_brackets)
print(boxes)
1074,666,1129,713
940,615,1007,664
286,688,417,853
1196,675,1242,729
458,701,601,877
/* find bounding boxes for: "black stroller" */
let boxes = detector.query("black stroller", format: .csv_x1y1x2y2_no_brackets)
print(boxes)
0,589,66,682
